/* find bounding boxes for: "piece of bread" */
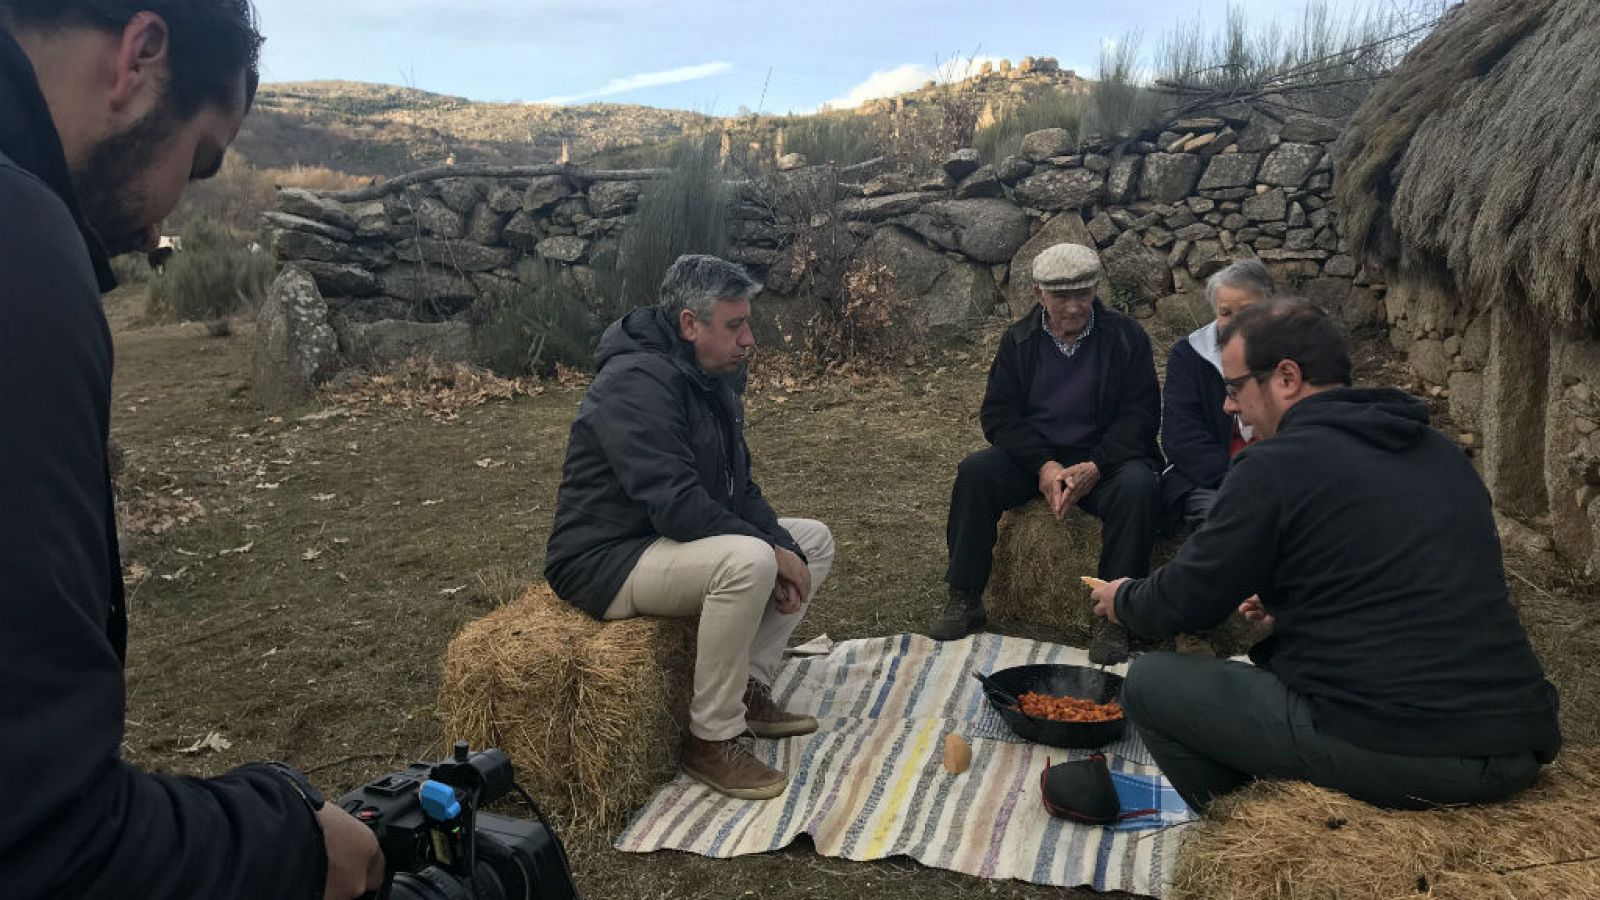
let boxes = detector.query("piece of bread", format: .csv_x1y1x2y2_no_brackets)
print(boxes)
1080,576,1108,590
943,732,972,774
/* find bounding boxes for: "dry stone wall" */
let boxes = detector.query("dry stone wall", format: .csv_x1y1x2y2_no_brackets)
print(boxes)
267,100,1375,353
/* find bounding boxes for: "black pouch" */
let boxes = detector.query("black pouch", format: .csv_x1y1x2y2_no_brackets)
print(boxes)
1040,753,1161,827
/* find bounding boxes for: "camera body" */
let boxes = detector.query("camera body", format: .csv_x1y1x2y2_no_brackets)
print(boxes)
337,742,577,900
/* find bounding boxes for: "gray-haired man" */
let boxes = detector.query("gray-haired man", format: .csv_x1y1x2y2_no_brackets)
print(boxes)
545,254,835,801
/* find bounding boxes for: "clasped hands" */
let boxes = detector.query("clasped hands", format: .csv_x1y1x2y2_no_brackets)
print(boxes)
1038,460,1099,519
771,547,811,614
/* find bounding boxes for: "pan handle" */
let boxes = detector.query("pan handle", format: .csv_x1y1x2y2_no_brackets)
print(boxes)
971,670,1021,710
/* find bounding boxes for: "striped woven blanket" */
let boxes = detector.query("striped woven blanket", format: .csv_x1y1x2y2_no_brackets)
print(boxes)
615,633,1197,897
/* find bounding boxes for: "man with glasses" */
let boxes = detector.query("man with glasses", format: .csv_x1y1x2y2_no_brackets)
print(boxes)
1088,298,1561,812
929,243,1163,664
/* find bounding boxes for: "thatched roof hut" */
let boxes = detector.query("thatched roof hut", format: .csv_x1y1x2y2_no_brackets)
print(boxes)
1335,0,1600,578
1335,0,1600,331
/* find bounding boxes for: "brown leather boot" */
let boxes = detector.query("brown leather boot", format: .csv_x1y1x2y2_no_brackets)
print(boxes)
927,587,986,641
743,679,818,739
681,735,788,800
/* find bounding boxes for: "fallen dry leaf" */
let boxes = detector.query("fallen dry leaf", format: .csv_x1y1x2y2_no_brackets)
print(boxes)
219,541,254,555
440,585,468,596
177,731,232,754
311,493,337,502
301,548,323,562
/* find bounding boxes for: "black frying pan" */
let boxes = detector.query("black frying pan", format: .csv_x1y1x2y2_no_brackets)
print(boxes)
974,664,1126,749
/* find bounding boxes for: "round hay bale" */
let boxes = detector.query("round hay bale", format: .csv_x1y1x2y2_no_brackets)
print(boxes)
1171,747,1600,900
437,583,696,841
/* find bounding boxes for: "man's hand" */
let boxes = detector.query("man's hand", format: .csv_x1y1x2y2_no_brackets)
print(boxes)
1062,461,1100,507
773,547,811,615
1238,595,1274,628
1089,577,1130,625
1038,461,1072,518
318,804,385,899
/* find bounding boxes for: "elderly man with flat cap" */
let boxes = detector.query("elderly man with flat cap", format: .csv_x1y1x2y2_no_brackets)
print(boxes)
928,243,1163,662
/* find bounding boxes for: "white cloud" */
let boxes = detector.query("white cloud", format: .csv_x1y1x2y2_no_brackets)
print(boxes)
820,56,1003,110
534,61,733,104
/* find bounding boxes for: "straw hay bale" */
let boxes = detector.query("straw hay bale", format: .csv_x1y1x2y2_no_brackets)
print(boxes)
1172,747,1600,900
438,583,696,840
987,501,1104,640
987,500,1259,654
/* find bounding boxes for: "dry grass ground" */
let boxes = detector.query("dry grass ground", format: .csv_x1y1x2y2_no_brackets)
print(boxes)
106,289,1598,900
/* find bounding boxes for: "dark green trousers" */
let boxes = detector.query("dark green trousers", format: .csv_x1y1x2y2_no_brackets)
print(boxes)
1123,652,1543,812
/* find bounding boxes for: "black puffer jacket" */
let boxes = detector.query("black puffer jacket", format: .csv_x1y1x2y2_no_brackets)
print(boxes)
545,307,801,617
0,24,324,900
979,302,1163,474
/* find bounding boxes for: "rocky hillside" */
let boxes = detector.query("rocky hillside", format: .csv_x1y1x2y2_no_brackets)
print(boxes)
237,81,713,177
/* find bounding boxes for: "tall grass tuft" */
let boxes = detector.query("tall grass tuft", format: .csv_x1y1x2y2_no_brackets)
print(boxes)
613,134,730,312
974,91,1084,161
1086,32,1169,141
782,116,879,167
471,262,600,376
145,217,276,325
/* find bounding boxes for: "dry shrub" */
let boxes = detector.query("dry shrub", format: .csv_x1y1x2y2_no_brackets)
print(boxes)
144,217,275,324
1173,747,1600,900
437,584,697,841
268,163,369,192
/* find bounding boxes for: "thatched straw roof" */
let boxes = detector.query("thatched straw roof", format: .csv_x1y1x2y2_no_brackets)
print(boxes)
1335,0,1600,329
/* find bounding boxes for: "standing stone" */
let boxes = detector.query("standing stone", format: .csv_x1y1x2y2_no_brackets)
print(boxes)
502,211,543,252
1324,254,1357,278
1013,168,1104,210
1198,153,1261,190
1279,115,1341,143
902,198,1030,264
1258,143,1324,188
1102,231,1172,306
396,237,517,272
348,201,388,239
253,267,342,411
1021,128,1076,162
1184,239,1227,278
1007,213,1096,315
1100,157,1139,207
1139,154,1204,203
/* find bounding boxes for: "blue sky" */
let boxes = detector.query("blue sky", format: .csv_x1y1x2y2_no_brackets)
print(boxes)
253,1,1413,113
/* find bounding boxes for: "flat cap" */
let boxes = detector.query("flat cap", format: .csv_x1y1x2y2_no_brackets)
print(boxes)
1033,243,1102,292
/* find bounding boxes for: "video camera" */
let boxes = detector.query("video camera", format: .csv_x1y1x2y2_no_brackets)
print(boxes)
337,742,579,900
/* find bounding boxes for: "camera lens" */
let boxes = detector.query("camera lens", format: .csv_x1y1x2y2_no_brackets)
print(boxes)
385,865,510,900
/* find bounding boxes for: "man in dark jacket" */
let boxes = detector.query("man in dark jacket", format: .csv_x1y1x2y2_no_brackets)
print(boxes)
1090,299,1561,812
0,4,381,898
545,254,835,801
929,243,1163,663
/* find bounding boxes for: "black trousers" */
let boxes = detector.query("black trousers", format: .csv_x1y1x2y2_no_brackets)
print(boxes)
1124,652,1542,812
945,446,1160,593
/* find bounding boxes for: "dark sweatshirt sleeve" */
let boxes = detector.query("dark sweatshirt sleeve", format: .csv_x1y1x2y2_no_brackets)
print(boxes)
1089,323,1161,473
0,167,325,900
590,364,787,548
980,333,1053,474
1162,341,1230,489
1114,451,1281,638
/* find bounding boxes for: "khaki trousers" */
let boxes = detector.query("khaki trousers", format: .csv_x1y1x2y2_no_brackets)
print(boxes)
604,518,835,741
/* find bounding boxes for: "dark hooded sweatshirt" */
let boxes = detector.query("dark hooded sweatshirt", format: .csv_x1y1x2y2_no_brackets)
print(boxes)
1115,388,1561,761
0,25,325,900
544,307,803,617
